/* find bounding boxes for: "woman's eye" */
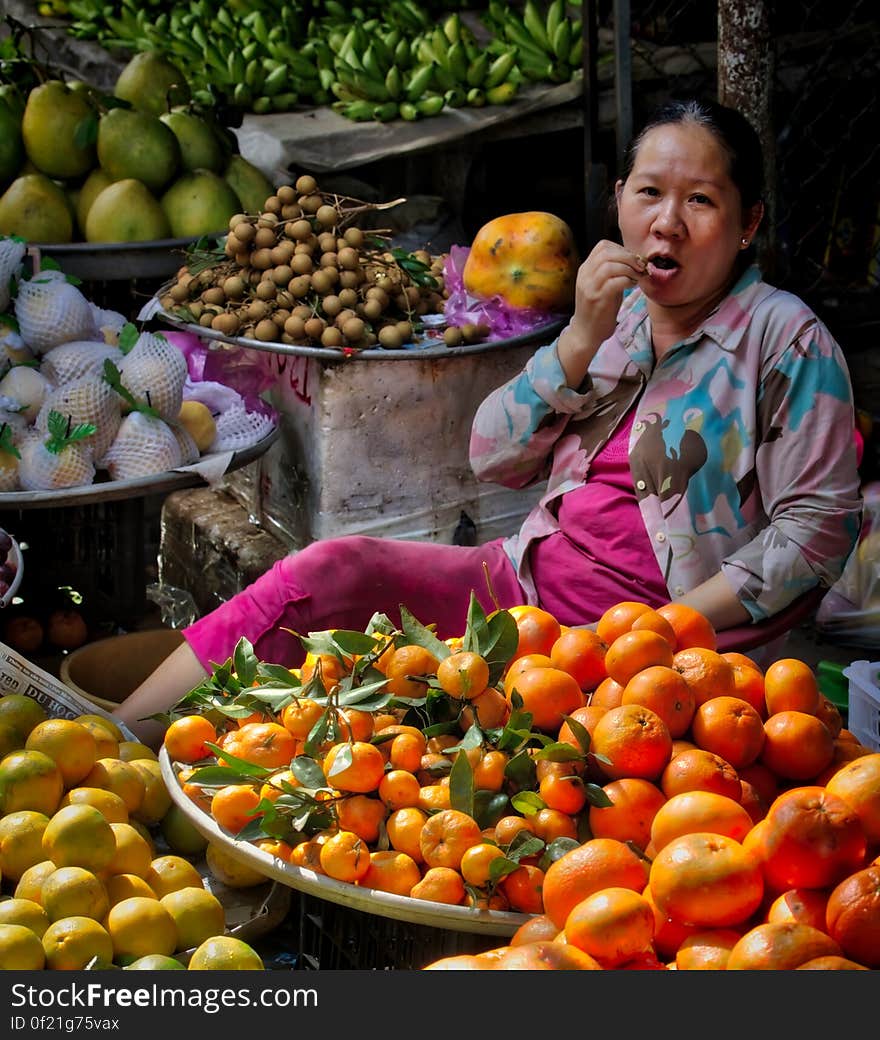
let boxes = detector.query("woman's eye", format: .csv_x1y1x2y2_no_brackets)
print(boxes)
690,193,711,205
638,186,660,197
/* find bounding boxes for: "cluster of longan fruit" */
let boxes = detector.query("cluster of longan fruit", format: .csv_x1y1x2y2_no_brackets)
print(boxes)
158,174,453,351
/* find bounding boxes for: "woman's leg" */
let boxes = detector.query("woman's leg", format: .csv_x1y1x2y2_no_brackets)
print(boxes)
113,535,525,745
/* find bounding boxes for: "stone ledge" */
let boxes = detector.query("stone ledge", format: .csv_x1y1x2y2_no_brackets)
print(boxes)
159,487,289,618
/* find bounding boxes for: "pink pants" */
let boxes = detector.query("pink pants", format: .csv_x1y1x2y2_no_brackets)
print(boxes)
183,535,529,671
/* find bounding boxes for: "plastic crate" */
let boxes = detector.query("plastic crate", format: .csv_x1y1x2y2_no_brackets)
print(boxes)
843,660,880,751
281,891,504,971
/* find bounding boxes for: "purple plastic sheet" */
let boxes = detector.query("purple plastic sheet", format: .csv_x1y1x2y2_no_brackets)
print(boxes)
442,246,569,342
163,330,277,417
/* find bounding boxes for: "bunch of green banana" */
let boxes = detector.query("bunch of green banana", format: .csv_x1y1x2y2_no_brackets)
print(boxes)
482,0,583,85
326,20,444,123
410,12,521,109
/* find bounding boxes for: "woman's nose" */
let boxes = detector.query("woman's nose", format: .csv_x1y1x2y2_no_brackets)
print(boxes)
651,199,685,237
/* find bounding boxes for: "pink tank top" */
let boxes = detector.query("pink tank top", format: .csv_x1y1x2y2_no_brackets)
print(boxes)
528,409,669,625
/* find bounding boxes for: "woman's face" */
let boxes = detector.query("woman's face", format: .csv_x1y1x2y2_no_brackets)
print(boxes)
616,121,762,313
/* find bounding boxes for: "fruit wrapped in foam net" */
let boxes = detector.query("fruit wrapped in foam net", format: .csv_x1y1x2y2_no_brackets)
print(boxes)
0,406,29,435
17,413,97,491
0,420,22,491
0,365,52,424
89,304,127,345
209,402,276,453
117,331,187,422
36,376,122,461
168,421,200,465
0,324,32,368
14,270,99,355
98,411,183,480
0,238,26,313
40,339,124,387
183,378,277,453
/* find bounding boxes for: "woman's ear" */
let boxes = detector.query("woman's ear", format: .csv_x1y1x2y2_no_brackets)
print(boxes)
614,179,624,206
744,201,764,240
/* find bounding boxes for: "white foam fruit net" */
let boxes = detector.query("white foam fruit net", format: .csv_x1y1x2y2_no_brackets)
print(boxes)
0,412,24,491
0,326,31,367
0,365,52,424
117,331,187,422
99,411,183,481
41,340,123,386
14,271,99,355
210,402,276,453
18,430,96,492
169,421,200,465
89,304,127,344
36,376,122,462
0,238,26,313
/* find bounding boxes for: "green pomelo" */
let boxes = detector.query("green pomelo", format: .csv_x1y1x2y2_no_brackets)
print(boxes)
0,174,73,243
0,85,25,122
223,155,274,215
0,100,23,185
114,51,190,117
75,168,114,238
161,170,241,238
84,179,171,243
21,81,96,180
96,108,180,193
160,111,225,174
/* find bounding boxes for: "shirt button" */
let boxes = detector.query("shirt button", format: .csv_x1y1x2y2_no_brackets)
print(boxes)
636,479,646,491
655,532,666,543
634,421,644,432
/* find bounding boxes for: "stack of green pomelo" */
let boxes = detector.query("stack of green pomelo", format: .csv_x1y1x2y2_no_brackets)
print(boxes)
0,51,275,246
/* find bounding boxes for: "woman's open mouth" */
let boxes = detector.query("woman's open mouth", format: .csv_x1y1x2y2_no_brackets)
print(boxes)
647,254,680,282
648,255,679,271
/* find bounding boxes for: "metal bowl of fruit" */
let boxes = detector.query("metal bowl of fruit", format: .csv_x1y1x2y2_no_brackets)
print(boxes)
0,528,23,608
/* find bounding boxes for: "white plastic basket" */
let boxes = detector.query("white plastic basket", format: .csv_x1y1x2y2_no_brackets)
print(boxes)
843,660,880,752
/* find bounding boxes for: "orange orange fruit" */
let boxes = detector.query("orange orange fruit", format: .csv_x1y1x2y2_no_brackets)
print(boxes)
763,658,821,716
648,832,764,928
542,837,650,930
590,703,673,782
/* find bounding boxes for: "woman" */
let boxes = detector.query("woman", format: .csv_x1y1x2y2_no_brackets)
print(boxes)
115,99,861,745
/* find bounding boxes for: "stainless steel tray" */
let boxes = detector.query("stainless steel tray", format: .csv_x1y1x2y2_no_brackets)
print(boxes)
159,747,529,938
0,426,278,509
156,308,566,362
31,237,217,282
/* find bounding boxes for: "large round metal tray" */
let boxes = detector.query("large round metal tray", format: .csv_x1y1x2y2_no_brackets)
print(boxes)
156,308,566,361
159,747,530,937
0,425,278,509
31,237,219,282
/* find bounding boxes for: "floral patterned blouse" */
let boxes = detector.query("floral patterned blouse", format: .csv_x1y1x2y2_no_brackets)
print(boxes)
469,263,863,622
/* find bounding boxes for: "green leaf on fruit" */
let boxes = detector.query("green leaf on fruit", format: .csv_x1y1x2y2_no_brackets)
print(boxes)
399,604,451,659
45,409,96,455
117,322,139,353
449,750,475,817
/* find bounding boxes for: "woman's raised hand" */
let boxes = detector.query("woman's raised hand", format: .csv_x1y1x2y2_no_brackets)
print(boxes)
556,241,646,387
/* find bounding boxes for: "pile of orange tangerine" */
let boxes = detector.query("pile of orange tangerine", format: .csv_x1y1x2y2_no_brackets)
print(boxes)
162,599,880,971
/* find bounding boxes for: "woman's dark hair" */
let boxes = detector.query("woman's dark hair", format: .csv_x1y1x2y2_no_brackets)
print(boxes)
620,98,765,211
